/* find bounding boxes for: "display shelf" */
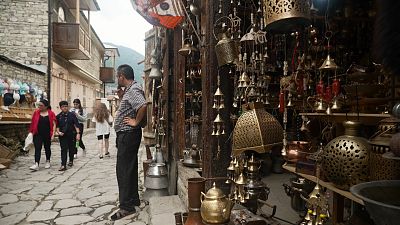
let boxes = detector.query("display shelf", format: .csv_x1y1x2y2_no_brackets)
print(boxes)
283,164,364,205
0,121,31,124
299,112,390,126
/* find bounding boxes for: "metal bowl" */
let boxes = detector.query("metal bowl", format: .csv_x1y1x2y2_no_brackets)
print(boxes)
350,180,400,225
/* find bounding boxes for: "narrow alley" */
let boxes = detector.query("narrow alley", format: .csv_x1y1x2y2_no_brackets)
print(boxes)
0,129,158,225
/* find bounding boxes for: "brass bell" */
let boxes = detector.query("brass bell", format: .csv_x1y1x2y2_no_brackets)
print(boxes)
214,114,223,123
315,99,326,112
235,173,247,185
326,105,332,115
227,160,235,171
149,64,163,80
300,120,310,132
178,38,198,56
219,100,225,109
319,54,338,70
331,98,341,110
212,100,218,109
214,87,223,96
215,31,239,67
287,95,294,107
304,210,312,221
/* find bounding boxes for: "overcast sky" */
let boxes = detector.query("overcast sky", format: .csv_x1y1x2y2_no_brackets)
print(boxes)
90,0,153,55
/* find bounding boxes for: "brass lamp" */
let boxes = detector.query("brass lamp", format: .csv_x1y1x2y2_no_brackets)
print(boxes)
232,102,283,155
263,0,310,31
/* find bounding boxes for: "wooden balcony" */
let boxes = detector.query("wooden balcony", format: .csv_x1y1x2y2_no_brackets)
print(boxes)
100,67,115,83
53,23,91,60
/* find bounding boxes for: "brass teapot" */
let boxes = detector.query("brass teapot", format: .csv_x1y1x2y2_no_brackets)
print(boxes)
200,182,234,224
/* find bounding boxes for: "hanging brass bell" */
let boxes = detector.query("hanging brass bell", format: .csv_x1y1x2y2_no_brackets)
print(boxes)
149,64,163,80
326,105,332,115
331,98,341,110
214,114,224,123
219,100,225,109
215,32,239,67
287,96,294,107
178,38,198,56
214,87,223,96
315,99,326,112
319,54,338,70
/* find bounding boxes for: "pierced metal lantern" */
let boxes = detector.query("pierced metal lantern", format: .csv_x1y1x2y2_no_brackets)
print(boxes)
263,0,310,31
370,117,400,180
322,121,371,190
232,103,283,156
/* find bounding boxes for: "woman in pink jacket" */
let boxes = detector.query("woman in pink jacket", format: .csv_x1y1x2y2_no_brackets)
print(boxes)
29,99,57,171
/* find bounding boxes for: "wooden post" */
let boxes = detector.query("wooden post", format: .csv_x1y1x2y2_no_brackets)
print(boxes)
76,0,80,23
200,0,234,180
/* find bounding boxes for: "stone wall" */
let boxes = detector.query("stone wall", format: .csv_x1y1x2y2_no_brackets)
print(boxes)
0,0,48,66
0,55,47,91
0,124,30,145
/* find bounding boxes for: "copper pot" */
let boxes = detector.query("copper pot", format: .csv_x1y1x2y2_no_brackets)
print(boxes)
185,178,206,225
285,141,313,162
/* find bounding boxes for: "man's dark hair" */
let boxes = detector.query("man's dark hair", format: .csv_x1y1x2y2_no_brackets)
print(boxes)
59,100,68,107
117,64,135,80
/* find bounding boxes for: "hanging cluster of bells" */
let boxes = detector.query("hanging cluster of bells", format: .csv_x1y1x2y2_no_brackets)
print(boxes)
226,154,269,212
212,75,225,136
300,183,330,225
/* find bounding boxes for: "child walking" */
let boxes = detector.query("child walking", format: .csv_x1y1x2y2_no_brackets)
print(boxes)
92,103,113,159
56,101,80,171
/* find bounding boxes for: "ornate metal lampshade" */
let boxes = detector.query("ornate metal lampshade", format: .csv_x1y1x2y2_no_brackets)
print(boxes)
263,0,310,31
232,103,283,155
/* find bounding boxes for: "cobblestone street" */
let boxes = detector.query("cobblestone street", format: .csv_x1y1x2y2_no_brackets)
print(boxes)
0,129,150,225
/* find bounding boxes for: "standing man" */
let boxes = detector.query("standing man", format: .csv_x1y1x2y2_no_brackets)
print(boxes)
56,101,81,171
111,64,147,220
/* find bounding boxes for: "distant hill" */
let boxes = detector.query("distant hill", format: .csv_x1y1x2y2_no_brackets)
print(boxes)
104,43,145,94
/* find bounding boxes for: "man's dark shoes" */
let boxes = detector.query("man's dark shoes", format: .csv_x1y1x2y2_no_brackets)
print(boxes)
111,209,136,221
68,161,73,167
58,166,66,171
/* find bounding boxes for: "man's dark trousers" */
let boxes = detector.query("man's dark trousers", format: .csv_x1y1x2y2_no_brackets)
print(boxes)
59,135,74,166
116,129,142,211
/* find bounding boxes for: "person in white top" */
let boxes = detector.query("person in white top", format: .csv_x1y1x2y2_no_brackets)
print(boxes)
91,103,113,159
70,98,88,159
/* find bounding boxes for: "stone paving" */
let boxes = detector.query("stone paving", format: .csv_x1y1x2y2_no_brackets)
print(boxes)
0,129,151,225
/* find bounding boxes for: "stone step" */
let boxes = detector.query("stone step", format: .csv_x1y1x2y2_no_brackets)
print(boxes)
149,195,186,225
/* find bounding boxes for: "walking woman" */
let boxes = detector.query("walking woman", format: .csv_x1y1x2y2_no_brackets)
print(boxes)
92,103,113,159
71,98,87,157
29,99,56,171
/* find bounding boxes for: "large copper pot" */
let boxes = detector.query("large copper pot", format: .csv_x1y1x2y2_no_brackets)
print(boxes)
285,141,314,162
185,178,206,225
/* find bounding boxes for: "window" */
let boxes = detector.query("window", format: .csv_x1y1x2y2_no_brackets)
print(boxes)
58,7,65,23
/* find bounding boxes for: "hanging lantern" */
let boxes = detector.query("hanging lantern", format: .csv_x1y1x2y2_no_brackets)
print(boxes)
263,0,310,31
322,121,371,190
232,102,283,155
370,118,400,180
